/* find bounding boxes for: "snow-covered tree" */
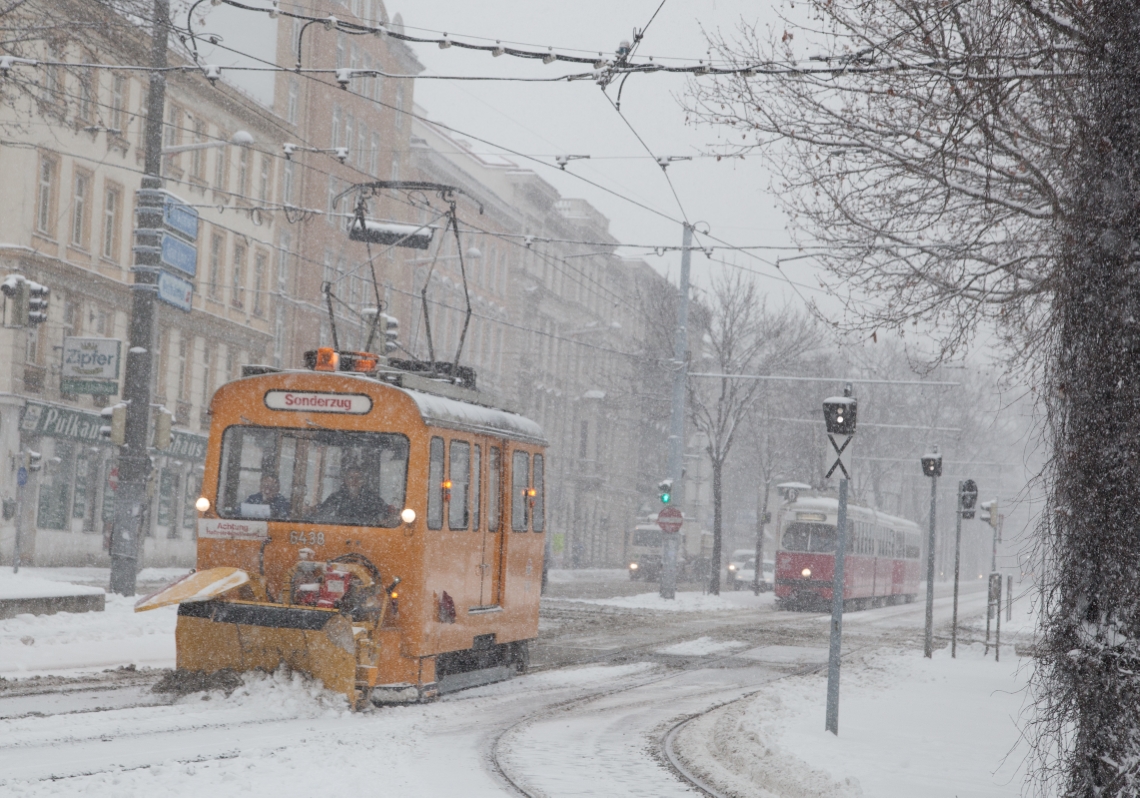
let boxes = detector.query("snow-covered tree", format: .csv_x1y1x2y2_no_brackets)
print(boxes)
688,273,819,594
684,0,1140,792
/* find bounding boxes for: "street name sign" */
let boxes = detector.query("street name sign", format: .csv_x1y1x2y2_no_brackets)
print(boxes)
157,270,194,311
160,233,198,277
162,195,199,241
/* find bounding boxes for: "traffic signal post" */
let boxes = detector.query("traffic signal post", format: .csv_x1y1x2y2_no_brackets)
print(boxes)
823,385,856,736
661,223,692,601
952,478,978,658
921,447,943,658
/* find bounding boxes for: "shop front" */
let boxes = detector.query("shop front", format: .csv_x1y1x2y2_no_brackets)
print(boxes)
17,400,205,567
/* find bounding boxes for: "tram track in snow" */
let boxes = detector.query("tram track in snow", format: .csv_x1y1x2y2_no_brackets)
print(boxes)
490,586,991,797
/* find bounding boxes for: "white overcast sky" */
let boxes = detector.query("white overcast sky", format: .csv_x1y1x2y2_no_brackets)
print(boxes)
202,0,822,307
401,0,813,302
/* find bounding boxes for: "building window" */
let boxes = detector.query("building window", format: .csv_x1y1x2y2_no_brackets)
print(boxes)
201,341,213,409
391,151,400,181
369,133,379,176
102,184,121,260
282,160,295,205
36,157,57,236
237,147,250,197
178,334,189,401
331,106,342,149
327,175,338,226
41,49,60,103
164,104,181,149
214,137,228,192
395,85,405,129
232,243,246,308
72,170,90,248
336,33,346,69
344,114,354,163
286,79,299,125
208,234,224,299
191,118,207,180
109,75,126,133
258,155,270,202
77,68,95,122
253,251,266,317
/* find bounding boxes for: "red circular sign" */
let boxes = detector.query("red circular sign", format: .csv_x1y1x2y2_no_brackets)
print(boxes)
656,506,683,533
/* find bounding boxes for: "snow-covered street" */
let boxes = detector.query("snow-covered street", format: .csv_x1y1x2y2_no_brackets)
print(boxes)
0,568,1030,797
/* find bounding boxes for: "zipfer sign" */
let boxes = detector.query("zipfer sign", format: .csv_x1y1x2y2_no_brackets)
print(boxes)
263,390,372,414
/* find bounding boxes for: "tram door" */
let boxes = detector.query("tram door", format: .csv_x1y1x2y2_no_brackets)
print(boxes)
476,442,507,607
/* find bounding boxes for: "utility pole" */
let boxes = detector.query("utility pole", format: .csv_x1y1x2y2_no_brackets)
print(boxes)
921,447,942,658
661,223,692,600
109,0,169,596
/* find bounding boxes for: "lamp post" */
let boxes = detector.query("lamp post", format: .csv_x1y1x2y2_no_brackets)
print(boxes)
160,130,254,156
920,446,943,658
823,385,856,735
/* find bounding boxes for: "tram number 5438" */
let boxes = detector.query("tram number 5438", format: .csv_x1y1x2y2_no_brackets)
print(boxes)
289,530,326,546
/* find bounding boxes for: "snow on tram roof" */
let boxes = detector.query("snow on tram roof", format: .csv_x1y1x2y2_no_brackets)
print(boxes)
404,388,547,445
787,496,920,530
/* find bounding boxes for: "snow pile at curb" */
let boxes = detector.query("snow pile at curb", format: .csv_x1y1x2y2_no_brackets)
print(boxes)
658,637,747,656
555,591,747,612
676,644,1029,797
546,568,630,583
0,570,104,599
0,594,176,677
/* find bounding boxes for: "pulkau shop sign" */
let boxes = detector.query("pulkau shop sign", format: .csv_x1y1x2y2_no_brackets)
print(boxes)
61,337,121,395
20,401,105,443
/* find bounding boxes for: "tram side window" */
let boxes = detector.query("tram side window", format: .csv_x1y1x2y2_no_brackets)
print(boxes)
428,437,444,530
511,450,530,531
217,426,408,527
449,440,470,530
533,454,544,532
488,446,501,532
907,532,921,559
472,445,481,531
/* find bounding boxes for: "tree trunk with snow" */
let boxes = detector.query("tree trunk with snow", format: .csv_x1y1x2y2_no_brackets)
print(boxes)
709,457,724,595
1040,3,1140,793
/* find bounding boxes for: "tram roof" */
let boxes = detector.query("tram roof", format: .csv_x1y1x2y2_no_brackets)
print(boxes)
404,387,547,446
786,496,920,531
231,369,547,446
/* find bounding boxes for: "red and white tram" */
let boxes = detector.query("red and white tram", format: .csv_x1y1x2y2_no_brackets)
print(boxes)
774,496,922,610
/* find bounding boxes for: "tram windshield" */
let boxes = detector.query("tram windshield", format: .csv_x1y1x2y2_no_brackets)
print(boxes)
217,426,409,527
632,529,663,548
781,522,838,553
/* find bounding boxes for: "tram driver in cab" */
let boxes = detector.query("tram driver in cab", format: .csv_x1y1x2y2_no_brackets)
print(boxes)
243,474,290,518
309,464,399,526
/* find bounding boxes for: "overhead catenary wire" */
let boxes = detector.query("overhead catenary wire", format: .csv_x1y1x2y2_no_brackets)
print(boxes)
8,11,827,328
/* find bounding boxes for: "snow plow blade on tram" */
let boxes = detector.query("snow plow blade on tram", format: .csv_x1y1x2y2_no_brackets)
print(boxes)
136,565,389,709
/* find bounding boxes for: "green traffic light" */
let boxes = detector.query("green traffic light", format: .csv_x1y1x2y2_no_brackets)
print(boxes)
661,493,671,504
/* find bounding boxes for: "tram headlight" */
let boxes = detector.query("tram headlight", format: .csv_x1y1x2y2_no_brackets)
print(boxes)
629,562,638,570
400,507,416,524
728,564,736,571
195,496,210,512
801,567,812,578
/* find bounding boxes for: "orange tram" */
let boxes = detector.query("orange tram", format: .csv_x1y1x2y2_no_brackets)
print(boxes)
137,351,547,709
